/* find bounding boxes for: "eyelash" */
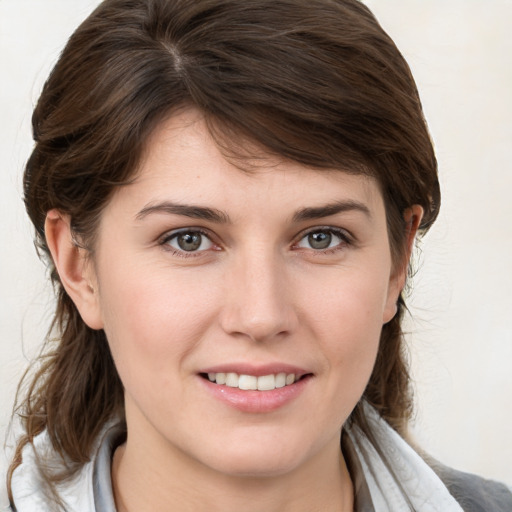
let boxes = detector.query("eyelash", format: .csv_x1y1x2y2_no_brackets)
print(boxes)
158,226,353,258
158,228,218,258
293,226,353,255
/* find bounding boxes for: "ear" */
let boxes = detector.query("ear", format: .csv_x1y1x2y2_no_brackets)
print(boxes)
45,209,104,330
383,204,424,323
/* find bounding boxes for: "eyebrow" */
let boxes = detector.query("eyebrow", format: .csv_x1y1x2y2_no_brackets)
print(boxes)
292,200,372,222
135,199,371,224
136,202,231,223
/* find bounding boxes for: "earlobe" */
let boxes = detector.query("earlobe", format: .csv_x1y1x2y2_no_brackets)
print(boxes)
383,204,424,324
45,209,104,330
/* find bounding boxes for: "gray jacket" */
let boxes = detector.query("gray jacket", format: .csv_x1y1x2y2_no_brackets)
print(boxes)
433,461,512,512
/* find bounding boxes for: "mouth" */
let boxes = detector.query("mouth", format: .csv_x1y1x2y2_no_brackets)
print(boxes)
200,372,309,391
198,367,312,412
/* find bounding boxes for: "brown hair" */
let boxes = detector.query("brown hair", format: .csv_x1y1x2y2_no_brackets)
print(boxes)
9,0,439,504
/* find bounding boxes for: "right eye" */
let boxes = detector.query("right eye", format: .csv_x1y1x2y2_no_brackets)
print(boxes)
161,229,214,254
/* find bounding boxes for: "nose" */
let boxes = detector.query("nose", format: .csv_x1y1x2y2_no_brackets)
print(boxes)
219,250,298,343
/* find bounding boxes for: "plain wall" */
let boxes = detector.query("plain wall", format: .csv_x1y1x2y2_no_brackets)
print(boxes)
1,0,511,504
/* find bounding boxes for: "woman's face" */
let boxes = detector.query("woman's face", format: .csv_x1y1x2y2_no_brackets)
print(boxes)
87,108,403,478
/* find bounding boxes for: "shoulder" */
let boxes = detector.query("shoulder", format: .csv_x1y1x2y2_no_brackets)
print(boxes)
9,429,96,511
430,460,512,512
9,422,122,512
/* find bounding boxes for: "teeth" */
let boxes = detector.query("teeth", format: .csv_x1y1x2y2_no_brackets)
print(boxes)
275,373,286,388
257,374,275,391
206,372,298,390
238,374,258,390
225,372,239,387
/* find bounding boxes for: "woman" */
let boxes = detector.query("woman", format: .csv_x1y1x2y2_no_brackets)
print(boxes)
6,0,512,510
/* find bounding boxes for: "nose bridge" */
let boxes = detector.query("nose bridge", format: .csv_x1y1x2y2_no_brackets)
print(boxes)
220,245,296,342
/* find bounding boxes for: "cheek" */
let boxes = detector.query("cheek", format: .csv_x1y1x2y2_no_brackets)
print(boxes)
299,267,388,389
97,263,219,380
301,265,390,336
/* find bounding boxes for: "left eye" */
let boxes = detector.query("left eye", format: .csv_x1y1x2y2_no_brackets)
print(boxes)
297,229,346,250
164,230,213,252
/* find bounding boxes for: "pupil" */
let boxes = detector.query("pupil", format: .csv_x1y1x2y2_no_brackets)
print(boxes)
178,232,202,251
309,231,331,249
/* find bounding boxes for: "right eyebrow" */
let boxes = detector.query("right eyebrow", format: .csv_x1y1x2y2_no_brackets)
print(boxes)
135,201,231,224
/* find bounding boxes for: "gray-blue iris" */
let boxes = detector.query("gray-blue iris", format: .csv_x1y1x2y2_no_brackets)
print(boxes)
308,231,331,249
177,232,202,251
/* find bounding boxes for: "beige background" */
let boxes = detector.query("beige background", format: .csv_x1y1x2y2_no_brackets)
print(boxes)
1,0,511,504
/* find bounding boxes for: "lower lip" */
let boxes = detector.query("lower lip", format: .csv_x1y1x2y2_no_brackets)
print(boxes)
199,375,311,413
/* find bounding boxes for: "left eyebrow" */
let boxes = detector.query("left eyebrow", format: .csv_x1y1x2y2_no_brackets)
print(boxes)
292,200,372,222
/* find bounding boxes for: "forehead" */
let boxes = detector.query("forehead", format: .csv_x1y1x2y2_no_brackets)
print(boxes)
110,108,385,221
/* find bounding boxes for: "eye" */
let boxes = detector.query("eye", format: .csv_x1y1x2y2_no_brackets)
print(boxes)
296,228,349,251
162,229,214,253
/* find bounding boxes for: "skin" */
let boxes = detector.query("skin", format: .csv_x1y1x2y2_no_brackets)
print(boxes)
46,108,421,512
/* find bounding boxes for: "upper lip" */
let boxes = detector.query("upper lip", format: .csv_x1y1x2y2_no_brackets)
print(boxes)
199,363,311,379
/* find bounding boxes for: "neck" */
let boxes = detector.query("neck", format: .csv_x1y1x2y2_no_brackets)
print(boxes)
112,428,353,512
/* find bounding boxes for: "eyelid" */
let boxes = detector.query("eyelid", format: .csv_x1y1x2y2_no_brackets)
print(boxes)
296,225,353,241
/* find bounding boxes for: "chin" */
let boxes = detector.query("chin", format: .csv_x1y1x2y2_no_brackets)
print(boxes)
211,455,301,479
198,439,307,479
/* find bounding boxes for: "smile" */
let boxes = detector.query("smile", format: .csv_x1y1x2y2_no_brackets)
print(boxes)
206,372,298,391
200,369,311,413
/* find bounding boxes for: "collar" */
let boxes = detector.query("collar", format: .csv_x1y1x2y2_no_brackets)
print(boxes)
344,402,464,512
11,403,465,511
